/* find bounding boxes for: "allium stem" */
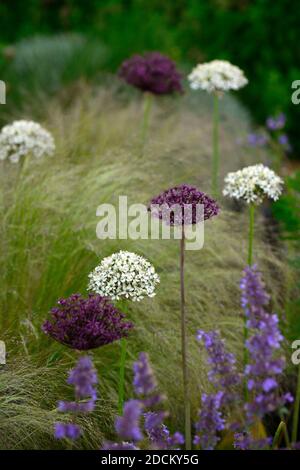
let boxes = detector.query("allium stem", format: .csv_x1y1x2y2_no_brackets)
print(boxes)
118,337,127,414
140,92,153,152
180,226,191,450
244,206,256,402
212,93,220,197
292,365,300,443
247,203,255,266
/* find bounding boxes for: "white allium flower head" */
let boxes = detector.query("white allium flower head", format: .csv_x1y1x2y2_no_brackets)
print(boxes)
0,120,55,163
223,164,283,205
88,250,160,302
188,60,248,94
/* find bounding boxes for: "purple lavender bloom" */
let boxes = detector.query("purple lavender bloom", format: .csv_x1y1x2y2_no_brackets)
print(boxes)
247,133,268,147
149,184,219,226
234,432,271,450
266,113,286,131
103,352,183,450
54,423,81,440
278,133,292,151
115,400,143,441
67,356,97,400
196,330,240,401
102,442,139,450
240,266,293,421
194,391,225,450
118,52,183,95
133,352,158,397
144,412,184,449
54,356,98,441
42,294,133,350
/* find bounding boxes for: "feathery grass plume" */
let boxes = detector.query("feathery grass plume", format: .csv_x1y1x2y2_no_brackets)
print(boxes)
55,356,98,441
188,60,248,197
149,184,219,449
43,293,133,350
119,52,183,151
88,251,159,413
0,120,55,164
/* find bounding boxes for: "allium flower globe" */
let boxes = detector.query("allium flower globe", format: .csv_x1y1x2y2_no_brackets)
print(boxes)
119,52,183,95
0,120,55,163
88,251,160,302
223,164,283,205
188,60,248,94
149,184,219,225
42,293,132,350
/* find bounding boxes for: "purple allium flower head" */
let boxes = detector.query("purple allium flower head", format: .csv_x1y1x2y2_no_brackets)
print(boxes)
42,293,133,350
115,399,143,441
118,52,183,95
196,330,240,402
54,423,81,440
240,266,292,421
266,113,286,131
194,391,225,450
149,184,219,226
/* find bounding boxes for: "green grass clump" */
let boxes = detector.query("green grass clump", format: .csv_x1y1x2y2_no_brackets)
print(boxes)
0,83,290,448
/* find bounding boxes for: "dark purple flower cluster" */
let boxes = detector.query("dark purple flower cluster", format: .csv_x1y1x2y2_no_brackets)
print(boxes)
103,352,183,450
55,356,98,441
194,391,225,449
42,293,133,350
119,52,183,95
241,266,293,421
197,330,240,401
149,184,219,226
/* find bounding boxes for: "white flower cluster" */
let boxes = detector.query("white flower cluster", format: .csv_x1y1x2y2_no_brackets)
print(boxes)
0,120,55,163
88,250,160,302
223,164,283,205
188,60,248,93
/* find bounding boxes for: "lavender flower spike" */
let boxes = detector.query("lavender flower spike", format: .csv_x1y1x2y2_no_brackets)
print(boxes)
240,265,293,422
115,400,143,441
194,391,225,450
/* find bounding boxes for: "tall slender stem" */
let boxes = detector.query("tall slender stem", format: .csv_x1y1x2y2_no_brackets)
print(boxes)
212,92,220,198
180,226,191,450
248,203,255,266
243,203,255,401
140,92,153,152
292,365,300,442
118,337,127,414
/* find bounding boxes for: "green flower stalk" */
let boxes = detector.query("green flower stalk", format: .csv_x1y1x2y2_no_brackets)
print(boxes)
149,184,219,450
188,60,248,196
223,165,283,393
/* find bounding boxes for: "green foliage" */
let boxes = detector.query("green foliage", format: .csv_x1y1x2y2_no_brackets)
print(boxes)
273,172,300,241
0,1,299,155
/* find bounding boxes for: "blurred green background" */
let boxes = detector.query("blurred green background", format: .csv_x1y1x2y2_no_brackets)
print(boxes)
0,0,299,157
